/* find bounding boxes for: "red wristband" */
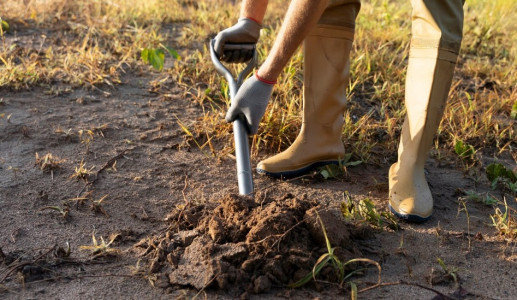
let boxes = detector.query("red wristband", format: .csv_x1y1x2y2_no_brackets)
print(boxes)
255,71,277,85
244,16,262,25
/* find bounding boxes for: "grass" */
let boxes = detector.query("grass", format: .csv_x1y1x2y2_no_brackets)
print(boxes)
1,2,515,296
79,232,120,257
90,194,110,217
490,199,517,240
290,211,381,294
35,152,64,173
39,202,70,219
341,191,399,231
1,0,515,224
486,162,517,194
69,159,94,181
0,0,188,89
3,0,514,165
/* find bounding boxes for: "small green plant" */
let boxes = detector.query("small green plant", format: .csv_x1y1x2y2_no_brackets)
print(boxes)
341,192,399,230
39,202,70,219
0,19,9,33
290,211,381,295
437,258,459,284
490,199,517,239
80,232,120,257
486,163,517,193
318,153,362,179
511,100,517,120
463,190,498,206
454,139,476,161
319,164,342,180
141,44,180,71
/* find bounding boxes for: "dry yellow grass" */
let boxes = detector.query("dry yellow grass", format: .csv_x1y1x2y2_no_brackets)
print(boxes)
1,0,516,164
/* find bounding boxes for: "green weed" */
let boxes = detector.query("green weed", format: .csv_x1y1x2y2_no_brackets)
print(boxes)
289,211,381,294
1,0,516,165
490,199,517,239
318,154,362,180
454,140,476,161
436,258,459,284
39,202,70,219
511,101,517,120
463,190,498,206
486,163,517,193
0,19,8,33
341,191,399,230
141,44,180,71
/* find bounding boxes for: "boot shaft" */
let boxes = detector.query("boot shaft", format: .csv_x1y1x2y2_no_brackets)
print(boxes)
302,25,354,133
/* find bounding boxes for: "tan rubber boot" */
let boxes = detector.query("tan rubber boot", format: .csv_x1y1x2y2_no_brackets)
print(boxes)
257,0,360,179
257,25,354,178
389,0,464,222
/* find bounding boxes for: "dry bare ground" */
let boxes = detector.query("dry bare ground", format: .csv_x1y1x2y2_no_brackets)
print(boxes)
1,0,517,299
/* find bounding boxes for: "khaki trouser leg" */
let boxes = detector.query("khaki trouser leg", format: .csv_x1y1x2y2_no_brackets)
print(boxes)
257,0,360,178
389,0,464,222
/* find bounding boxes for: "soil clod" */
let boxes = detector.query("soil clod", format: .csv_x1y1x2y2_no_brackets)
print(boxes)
136,193,359,294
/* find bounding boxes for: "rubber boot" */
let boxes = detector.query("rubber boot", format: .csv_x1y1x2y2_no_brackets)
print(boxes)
257,1,360,179
389,0,464,222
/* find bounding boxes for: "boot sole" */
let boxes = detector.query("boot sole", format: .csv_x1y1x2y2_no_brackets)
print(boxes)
257,160,340,179
389,204,431,223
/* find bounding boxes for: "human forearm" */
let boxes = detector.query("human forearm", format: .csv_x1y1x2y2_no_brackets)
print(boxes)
240,0,269,24
257,0,328,81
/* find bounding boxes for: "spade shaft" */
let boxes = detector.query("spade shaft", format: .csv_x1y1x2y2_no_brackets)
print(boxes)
209,41,256,195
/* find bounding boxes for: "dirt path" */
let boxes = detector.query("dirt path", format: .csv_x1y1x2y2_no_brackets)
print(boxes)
1,72,516,299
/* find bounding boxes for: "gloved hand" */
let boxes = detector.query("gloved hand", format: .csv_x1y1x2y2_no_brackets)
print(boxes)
225,73,275,134
214,18,261,63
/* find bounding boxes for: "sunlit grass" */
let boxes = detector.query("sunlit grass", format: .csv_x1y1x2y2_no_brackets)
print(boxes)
1,0,515,164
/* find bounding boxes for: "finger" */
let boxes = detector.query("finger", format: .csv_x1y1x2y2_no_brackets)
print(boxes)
234,114,254,135
231,50,243,63
241,50,253,62
236,110,253,135
225,107,237,123
213,34,226,59
236,50,250,63
247,116,257,135
236,50,246,63
221,50,230,62
223,50,237,63
248,49,255,61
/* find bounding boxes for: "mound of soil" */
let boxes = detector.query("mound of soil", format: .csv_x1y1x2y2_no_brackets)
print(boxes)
133,193,362,296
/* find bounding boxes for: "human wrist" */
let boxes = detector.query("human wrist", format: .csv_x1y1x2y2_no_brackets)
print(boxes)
255,71,277,85
240,16,262,26
235,17,262,40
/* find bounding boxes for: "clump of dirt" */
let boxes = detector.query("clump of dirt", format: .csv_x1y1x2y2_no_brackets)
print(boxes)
134,193,363,296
